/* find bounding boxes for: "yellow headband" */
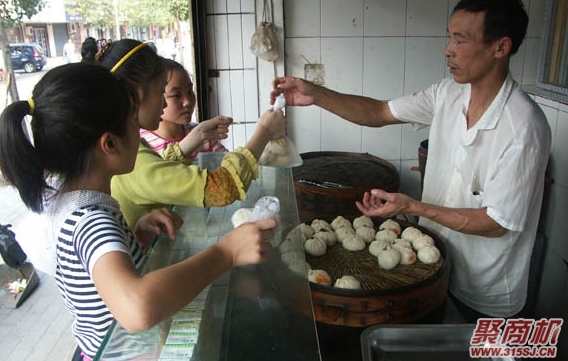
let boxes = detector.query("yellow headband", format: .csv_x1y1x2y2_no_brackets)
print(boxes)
27,98,35,116
110,43,149,73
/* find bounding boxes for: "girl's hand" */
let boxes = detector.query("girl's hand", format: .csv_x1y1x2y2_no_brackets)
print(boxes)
192,116,232,142
217,218,277,266
134,208,184,253
355,189,413,219
257,109,286,141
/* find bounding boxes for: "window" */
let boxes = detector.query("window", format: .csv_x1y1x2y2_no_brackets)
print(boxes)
538,0,568,95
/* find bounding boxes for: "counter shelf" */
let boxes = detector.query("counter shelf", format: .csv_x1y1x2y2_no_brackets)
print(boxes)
94,160,321,361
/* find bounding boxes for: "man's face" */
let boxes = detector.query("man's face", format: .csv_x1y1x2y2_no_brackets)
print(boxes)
445,10,498,84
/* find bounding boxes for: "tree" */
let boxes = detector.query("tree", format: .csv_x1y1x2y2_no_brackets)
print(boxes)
64,0,114,30
0,0,44,103
164,0,188,64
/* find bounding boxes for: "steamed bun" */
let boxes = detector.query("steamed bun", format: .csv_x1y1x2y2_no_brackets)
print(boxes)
375,229,397,243
353,215,373,230
379,219,401,235
311,219,333,233
304,237,326,256
356,227,376,243
314,230,338,246
342,234,366,251
378,248,401,270
308,269,332,285
417,245,441,264
401,226,422,241
334,275,361,289
331,216,352,231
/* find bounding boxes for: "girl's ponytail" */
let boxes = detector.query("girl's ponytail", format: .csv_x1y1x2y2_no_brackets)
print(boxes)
0,101,46,212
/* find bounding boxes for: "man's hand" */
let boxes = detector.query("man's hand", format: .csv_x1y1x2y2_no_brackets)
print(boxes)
134,208,184,253
270,76,318,106
356,189,414,218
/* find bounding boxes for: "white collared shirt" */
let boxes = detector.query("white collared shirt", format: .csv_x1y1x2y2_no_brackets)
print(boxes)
388,75,551,316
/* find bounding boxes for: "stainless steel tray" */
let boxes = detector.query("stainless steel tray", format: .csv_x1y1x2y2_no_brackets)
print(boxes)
361,324,478,361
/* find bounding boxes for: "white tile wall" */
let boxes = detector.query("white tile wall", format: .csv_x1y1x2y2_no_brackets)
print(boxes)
522,38,541,85
363,37,405,100
228,15,244,69
363,0,406,37
401,123,430,160
527,0,546,38
406,0,447,37
321,0,364,37
538,104,558,152
287,106,322,154
362,124,402,161
213,0,226,14
214,15,230,69
552,110,568,189
509,42,525,83
285,38,321,78
542,183,568,262
227,0,240,13
321,37,363,95
242,14,257,68
241,0,255,13
447,0,459,23
535,246,566,317
404,37,447,95
284,0,320,38
400,159,423,201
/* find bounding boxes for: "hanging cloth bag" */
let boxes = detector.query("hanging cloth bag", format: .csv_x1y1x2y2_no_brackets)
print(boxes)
249,0,279,61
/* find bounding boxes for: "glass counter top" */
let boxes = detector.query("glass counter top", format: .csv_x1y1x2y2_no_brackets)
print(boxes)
94,158,321,361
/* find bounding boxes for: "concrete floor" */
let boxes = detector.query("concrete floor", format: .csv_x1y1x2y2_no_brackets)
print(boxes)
0,184,76,361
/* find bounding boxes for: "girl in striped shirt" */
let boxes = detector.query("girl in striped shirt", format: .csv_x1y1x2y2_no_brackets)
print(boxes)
0,63,276,361
140,59,229,161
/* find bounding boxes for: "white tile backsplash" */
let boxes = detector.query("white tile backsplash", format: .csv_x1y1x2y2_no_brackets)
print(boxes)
242,14,257,68
404,37,447,95
363,0,406,37
284,0,321,37
285,38,321,79
362,124,402,161
213,0,227,14
321,110,362,152
542,183,568,262
509,42,525,83
522,38,541,85
228,15,244,69
241,0,255,13
527,0,546,38
321,0,364,37
214,15,230,69
227,0,240,13
288,106,322,154
540,104,558,152
552,110,568,188
402,123,430,160
535,246,566,317
363,37,405,100
447,0,459,23
321,37,363,94
406,0,447,37
400,159,423,201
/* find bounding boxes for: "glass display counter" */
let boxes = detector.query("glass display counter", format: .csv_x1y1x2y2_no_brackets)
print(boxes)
94,155,321,361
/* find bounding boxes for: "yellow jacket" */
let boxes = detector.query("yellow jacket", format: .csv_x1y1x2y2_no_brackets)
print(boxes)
111,140,259,228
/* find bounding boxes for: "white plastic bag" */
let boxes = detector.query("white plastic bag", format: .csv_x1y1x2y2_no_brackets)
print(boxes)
258,94,303,168
231,196,280,228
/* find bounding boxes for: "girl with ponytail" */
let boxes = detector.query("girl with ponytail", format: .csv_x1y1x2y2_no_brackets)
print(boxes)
0,63,276,361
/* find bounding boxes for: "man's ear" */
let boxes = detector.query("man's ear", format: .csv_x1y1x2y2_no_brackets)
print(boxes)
98,132,118,155
494,36,512,59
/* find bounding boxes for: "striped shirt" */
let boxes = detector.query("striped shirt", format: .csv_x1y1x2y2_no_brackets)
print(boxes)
53,192,144,359
140,123,227,162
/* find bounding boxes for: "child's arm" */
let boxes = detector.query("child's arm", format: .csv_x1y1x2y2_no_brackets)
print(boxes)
177,116,232,158
92,218,276,333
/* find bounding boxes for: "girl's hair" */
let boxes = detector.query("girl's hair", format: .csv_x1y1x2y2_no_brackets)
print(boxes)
96,39,165,96
164,59,192,84
80,37,97,63
0,63,136,213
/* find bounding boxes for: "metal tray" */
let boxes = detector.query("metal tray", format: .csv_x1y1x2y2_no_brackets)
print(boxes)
361,324,478,361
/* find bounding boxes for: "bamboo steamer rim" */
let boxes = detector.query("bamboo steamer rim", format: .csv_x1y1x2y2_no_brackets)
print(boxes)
307,218,450,298
293,151,399,193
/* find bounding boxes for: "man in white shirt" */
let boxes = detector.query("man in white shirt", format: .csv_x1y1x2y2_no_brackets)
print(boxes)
271,0,550,321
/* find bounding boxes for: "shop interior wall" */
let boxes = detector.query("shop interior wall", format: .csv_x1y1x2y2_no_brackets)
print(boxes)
206,1,565,354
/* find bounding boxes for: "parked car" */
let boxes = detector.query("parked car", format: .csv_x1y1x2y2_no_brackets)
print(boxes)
9,43,47,73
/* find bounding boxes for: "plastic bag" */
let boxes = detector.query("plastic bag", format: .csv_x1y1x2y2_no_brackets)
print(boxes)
249,21,279,62
0,224,27,269
231,196,280,228
258,94,303,168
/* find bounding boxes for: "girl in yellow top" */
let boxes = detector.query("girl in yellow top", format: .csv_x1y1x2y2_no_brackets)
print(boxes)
92,39,286,228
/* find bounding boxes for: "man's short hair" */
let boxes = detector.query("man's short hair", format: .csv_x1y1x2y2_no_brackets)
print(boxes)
453,0,528,55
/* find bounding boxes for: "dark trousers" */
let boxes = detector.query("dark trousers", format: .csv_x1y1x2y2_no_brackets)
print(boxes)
449,292,526,323
71,346,83,361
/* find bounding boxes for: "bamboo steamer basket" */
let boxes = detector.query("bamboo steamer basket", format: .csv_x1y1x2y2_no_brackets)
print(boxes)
292,152,400,223
304,219,450,328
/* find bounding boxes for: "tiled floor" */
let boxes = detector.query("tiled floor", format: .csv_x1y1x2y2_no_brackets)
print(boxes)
0,184,76,361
